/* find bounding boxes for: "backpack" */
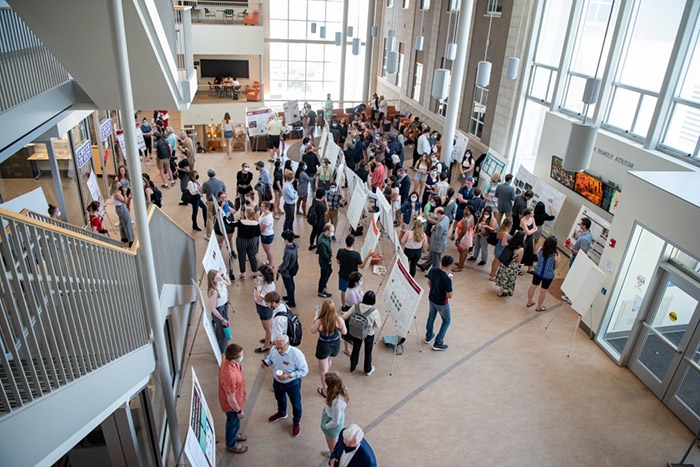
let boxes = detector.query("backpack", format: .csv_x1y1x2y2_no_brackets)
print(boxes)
440,161,450,180
274,305,302,346
289,258,299,276
306,201,319,226
348,304,374,340
149,181,163,208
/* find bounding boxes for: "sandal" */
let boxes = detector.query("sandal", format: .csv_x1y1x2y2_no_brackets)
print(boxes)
451,267,462,272
317,387,327,397
237,433,247,442
497,292,507,297
343,349,351,356
254,347,270,354
536,306,547,312
489,275,496,281
508,291,513,296
226,445,248,454
526,302,536,308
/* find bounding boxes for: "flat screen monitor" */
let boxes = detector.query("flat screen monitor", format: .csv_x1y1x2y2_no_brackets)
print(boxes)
200,59,249,79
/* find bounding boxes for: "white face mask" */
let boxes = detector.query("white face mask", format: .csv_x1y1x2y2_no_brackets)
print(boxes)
56,210,62,217
359,281,364,287
238,355,244,363
329,231,335,237
244,168,249,173
410,197,417,202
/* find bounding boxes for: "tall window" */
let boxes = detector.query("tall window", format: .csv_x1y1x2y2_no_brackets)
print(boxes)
412,60,423,101
603,0,685,140
469,85,488,138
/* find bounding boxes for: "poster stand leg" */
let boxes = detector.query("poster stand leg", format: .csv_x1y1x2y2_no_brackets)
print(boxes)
545,304,589,357
213,202,238,284
668,426,700,467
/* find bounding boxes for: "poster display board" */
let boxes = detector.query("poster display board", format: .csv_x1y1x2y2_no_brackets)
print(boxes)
282,100,301,125
478,149,507,192
202,235,228,275
335,162,345,188
116,127,146,153
86,171,105,216
565,205,611,265
374,187,393,241
195,285,222,366
360,213,380,268
561,252,606,316
344,165,364,202
452,131,469,163
532,180,566,232
184,368,217,467
317,126,329,157
345,182,367,229
245,108,273,137
382,257,424,338
326,141,341,168
513,165,537,196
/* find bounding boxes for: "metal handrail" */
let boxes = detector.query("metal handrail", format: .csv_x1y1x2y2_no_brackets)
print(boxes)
21,210,123,248
641,322,682,354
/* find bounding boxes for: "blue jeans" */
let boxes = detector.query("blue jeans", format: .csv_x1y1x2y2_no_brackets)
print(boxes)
273,378,302,423
318,261,332,293
225,411,240,448
282,274,296,306
426,301,451,345
472,234,489,262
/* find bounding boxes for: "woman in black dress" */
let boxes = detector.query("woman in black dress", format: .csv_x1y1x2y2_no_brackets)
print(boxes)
236,162,254,210
519,208,538,274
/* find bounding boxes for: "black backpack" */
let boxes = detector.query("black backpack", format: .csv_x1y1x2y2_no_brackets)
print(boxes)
274,305,302,346
149,181,163,208
306,201,320,226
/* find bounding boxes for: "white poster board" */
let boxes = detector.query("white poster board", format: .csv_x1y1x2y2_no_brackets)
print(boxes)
532,180,566,232
282,100,301,124
478,150,507,192
374,187,393,238
335,162,346,188
561,253,606,316
317,126,329,157
513,165,537,196
360,213,380,268
382,257,424,338
344,164,363,196
346,182,367,229
86,171,105,216
325,142,341,168
116,127,146,153
0,187,48,217
245,108,273,137
202,234,228,275
184,368,217,467
195,284,222,366
565,205,611,265
453,131,469,163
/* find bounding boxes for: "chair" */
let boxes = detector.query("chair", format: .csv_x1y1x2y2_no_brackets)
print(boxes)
244,10,259,26
204,8,216,21
207,81,214,97
233,85,241,100
223,9,234,22
246,81,260,101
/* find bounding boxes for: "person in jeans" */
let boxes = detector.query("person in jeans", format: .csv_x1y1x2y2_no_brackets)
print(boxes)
342,291,381,375
277,230,299,308
218,343,248,453
425,256,454,351
261,334,309,438
418,207,448,272
317,223,335,298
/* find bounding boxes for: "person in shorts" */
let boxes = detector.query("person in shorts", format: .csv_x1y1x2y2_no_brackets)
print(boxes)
336,234,373,310
526,236,560,312
311,299,347,397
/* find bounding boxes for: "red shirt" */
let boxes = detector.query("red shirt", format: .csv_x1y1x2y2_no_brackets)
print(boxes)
89,213,104,232
371,163,385,189
218,359,246,413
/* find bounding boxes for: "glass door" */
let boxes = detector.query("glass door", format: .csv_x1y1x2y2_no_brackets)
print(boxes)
628,268,700,431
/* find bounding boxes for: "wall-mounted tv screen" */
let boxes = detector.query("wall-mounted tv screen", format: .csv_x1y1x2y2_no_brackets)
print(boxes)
200,59,249,79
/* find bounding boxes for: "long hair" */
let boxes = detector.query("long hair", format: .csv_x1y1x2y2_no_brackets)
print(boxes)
117,165,129,181
207,270,219,297
508,231,525,250
478,206,493,224
318,299,338,334
324,371,349,406
224,112,230,123
411,219,425,243
498,218,512,239
257,264,274,284
542,236,558,258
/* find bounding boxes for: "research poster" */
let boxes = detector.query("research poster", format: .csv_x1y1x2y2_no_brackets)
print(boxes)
361,213,380,268
282,100,301,125
318,126,329,158
245,108,273,136
344,164,362,195
478,149,507,192
565,205,611,265
452,131,469,163
382,257,424,338
335,162,345,188
196,286,222,366
326,140,341,168
532,180,566,232
513,165,537,196
202,234,227,275
184,368,216,467
374,186,393,236
345,182,367,229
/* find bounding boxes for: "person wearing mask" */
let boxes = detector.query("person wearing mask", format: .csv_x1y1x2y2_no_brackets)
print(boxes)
317,223,335,298
469,206,498,266
317,157,333,191
236,163,254,209
277,230,299,308
325,182,345,229
342,291,381,375
186,170,207,231
140,117,153,158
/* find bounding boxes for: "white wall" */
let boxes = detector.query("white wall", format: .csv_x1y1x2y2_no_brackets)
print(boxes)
533,112,694,247
182,101,261,126
192,25,264,55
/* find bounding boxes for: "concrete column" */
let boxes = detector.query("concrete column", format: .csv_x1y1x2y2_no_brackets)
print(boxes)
105,0,183,463
362,0,377,101
441,0,476,165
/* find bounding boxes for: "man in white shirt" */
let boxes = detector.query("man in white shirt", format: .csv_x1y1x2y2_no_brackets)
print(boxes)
414,127,431,167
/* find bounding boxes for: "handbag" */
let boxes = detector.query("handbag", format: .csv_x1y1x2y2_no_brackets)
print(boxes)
263,185,273,201
487,231,498,246
498,247,514,266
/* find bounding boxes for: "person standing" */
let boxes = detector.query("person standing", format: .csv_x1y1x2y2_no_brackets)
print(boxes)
494,174,516,225
325,93,334,121
401,219,428,278
324,181,345,229
317,223,335,298
218,343,248,454
201,168,226,240
512,190,534,234
311,300,347,397
495,231,526,297
278,230,299,308
140,117,153,159
304,103,317,139
526,236,560,312
308,189,328,250
425,256,454,351
255,161,273,205
186,171,207,231
336,234,372,310
236,163,254,209
320,371,349,458
261,334,309,438
265,114,283,163
418,207,448,272
342,291,381,375
207,269,231,354
178,130,195,171
282,172,299,236
235,207,261,280
111,180,134,247
568,217,592,267
329,424,377,467
154,131,175,188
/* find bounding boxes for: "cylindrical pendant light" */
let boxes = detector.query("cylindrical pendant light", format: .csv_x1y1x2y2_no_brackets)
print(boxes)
387,51,399,74
506,57,520,80
388,29,395,38
449,0,461,11
388,35,396,52
371,26,378,37
582,77,602,105
352,37,361,55
476,61,492,87
335,32,342,46
347,26,354,37
320,26,326,39
310,22,317,34
446,43,457,61
432,68,451,99
415,35,424,51
563,122,598,172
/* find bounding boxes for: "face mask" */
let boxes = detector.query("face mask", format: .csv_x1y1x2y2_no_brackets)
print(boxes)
329,232,335,238
359,281,364,287
484,214,490,218
195,175,199,180
321,163,327,167
244,168,249,173
344,446,357,454
330,188,337,193
238,355,244,363
410,197,417,202
431,171,437,176
257,275,263,282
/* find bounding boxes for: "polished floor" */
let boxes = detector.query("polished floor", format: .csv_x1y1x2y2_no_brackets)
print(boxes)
151,143,700,466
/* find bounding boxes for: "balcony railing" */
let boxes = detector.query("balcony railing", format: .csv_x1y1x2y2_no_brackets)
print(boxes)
0,208,149,414
183,1,262,26
0,8,71,113
22,210,123,248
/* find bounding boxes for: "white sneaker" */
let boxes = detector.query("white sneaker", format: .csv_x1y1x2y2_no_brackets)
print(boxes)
365,365,375,376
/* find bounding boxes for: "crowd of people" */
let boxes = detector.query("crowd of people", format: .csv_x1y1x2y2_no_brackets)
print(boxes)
97,104,595,465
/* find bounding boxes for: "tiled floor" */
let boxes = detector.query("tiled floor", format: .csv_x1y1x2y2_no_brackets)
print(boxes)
149,142,700,466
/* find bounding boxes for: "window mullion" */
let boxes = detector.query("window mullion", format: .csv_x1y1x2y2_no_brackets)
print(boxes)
645,0,700,150
550,0,584,112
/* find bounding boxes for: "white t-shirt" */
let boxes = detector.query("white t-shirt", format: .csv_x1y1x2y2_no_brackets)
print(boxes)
271,303,288,338
260,212,274,236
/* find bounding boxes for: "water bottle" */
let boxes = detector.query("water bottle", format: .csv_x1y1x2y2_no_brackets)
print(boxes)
223,326,232,340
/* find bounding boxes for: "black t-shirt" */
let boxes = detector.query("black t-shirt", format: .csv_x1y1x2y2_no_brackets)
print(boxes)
428,268,452,305
307,110,316,126
303,152,320,176
336,248,362,279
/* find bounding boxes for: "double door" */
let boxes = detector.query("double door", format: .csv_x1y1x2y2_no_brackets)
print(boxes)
628,268,700,432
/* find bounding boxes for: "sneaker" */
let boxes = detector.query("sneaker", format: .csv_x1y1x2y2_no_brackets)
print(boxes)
424,337,434,344
477,260,486,266
282,296,289,301
293,234,300,239
432,342,448,351
308,245,316,250
467,256,477,262
318,291,332,298
268,412,288,423
292,423,301,437
365,365,375,376
171,180,176,186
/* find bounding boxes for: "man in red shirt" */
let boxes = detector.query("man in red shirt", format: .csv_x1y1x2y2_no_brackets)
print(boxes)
370,155,386,193
218,343,248,453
